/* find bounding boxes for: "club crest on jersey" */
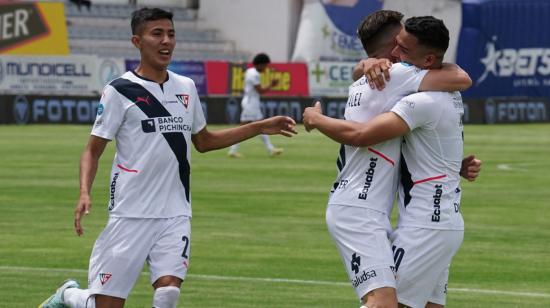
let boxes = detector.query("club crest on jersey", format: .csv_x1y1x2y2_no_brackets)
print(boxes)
176,94,189,109
99,273,112,285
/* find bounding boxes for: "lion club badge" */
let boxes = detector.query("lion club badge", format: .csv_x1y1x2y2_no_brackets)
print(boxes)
176,94,189,108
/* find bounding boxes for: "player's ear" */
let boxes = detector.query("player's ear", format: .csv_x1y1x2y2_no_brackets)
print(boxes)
131,35,141,50
424,54,437,68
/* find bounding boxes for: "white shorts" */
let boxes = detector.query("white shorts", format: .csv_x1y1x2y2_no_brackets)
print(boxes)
390,227,464,308
88,216,191,299
326,204,396,300
240,106,263,122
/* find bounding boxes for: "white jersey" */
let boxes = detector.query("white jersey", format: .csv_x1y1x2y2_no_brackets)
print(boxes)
241,67,261,111
391,91,464,230
91,70,207,218
328,63,427,215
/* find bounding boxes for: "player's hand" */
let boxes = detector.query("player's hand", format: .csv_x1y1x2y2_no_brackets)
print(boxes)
363,58,392,90
260,116,297,137
460,154,482,182
74,194,92,236
303,101,323,132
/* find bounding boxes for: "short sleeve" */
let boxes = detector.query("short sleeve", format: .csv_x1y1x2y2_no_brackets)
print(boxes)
250,69,261,86
190,83,206,134
91,85,126,140
385,62,428,95
391,92,440,130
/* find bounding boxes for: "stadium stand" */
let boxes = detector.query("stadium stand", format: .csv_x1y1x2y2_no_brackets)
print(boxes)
63,0,250,61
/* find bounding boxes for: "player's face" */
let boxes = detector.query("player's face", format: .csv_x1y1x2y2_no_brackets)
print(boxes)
134,19,175,71
391,28,431,68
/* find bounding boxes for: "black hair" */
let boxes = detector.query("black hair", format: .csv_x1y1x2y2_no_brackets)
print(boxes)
131,7,173,35
357,10,403,55
252,53,271,65
404,16,449,55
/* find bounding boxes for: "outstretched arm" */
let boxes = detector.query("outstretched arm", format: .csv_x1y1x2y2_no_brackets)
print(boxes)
303,102,409,146
192,116,297,153
75,135,109,236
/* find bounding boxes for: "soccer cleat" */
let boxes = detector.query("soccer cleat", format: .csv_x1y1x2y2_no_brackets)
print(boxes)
38,279,80,308
228,151,243,158
269,147,283,157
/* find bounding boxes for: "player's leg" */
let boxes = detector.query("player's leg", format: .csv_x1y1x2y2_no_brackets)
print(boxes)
390,227,463,308
424,264,451,308
148,216,191,308
326,204,397,308
85,217,159,308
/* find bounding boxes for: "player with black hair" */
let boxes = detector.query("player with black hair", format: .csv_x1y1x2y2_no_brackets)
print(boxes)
39,8,296,308
228,53,284,158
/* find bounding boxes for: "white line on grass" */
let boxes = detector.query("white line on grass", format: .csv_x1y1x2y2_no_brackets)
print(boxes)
2,265,550,298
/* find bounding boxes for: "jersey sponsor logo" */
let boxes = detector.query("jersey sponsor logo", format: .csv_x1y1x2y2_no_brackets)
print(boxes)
99,273,112,285
141,119,156,133
352,269,377,288
176,94,189,109
157,116,192,132
109,173,119,211
432,184,443,222
358,157,378,200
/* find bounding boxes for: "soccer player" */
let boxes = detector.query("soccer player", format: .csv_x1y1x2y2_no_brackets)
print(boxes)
227,53,284,158
39,8,296,308
302,10,476,308
304,15,470,308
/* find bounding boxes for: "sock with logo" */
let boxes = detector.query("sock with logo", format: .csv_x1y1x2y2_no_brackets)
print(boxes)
63,288,95,308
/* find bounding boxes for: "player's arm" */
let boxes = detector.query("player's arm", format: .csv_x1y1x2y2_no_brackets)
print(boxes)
192,116,297,152
418,63,472,92
254,79,278,94
75,135,109,236
303,102,409,146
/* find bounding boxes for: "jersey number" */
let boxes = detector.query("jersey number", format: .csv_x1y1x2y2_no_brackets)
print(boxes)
181,236,190,259
392,245,405,272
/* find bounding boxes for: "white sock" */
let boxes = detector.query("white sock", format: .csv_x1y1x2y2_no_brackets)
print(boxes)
63,288,95,308
229,143,240,153
260,134,273,151
152,286,180,308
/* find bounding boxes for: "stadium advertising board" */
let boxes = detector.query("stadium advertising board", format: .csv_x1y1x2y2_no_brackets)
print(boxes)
0,55,101,95
0,2,69,55
291,0,380,62
125,60,207,95
0,94,99,124
308,61,356,97
201,96,345,124
97,57,126,88
457,0,550,98
205,61,309,97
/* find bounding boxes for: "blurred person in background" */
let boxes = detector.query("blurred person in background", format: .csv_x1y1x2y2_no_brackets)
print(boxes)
228,53,284,158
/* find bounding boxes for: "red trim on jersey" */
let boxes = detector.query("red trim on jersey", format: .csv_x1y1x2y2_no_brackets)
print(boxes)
368,147,395,166
413,174,446,185
117,164,138,173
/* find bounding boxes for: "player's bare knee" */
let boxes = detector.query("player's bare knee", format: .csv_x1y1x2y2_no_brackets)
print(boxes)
152,286,180,308
152,275,183,289
362,287,398,308
425,302,444,308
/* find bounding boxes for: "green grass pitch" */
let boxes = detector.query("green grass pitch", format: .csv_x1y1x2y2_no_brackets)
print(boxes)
0,124,549,307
